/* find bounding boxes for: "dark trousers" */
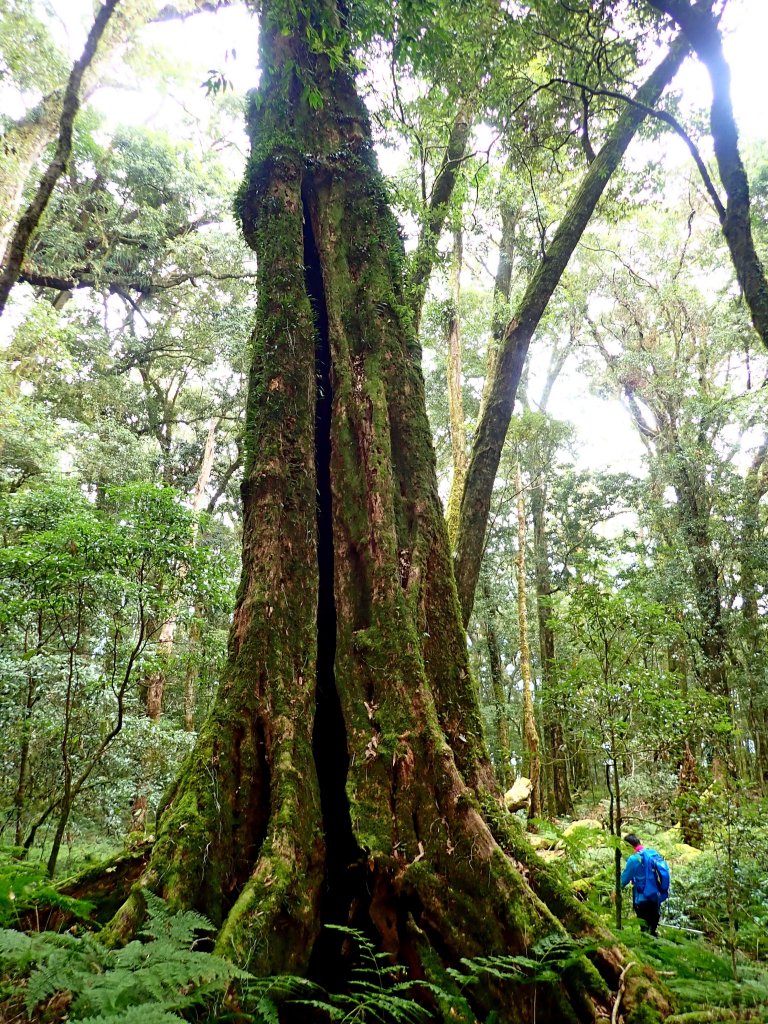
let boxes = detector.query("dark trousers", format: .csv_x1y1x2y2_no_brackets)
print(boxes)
635,899,660,936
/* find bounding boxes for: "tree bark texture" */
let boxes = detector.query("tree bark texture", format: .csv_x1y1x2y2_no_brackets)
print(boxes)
0,0,122,316
453,42,687,626
107,4,667,1018
648,0,768,350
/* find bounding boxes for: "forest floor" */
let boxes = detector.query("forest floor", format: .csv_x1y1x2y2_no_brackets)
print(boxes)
1,814,768,1023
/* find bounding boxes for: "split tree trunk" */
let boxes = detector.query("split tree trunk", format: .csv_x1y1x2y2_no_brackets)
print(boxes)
107,3,666,1018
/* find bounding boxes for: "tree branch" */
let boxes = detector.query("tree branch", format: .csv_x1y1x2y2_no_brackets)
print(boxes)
0,0,121,316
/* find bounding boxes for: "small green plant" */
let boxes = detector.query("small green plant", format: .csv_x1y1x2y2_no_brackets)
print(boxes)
0,848,94,929
246,925,436,1023
452,933,598,988
0,890,249,1022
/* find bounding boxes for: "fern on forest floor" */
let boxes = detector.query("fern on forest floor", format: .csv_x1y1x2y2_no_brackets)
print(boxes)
622,925,768,1020
0,909,597,1024
0,891,249,1023
0,847,95,930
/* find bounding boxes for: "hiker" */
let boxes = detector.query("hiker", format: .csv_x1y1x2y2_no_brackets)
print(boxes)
621,833,670,936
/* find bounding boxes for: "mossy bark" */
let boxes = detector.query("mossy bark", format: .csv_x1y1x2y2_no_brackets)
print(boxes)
107,3,668,1019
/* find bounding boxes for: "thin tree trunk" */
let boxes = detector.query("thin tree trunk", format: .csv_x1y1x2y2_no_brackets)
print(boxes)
0,0,121,315
516,463,541,821
649,0,768,350
531,482,573,819
0,0,233,266
407,99,475,334
480,171,517,416
0,93,64,263
479,570,512,791
145,418,218,721
14,613,43,846
445,229,468,543
739,438,768,785
453,42,686,625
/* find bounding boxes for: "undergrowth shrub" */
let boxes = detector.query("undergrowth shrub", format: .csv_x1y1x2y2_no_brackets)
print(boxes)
0,899,598,1024
0,848,94,929
0,891,248,1022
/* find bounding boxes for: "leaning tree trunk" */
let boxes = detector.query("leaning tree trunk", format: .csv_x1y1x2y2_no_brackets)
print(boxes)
453,41,686,625
106,3,667,1019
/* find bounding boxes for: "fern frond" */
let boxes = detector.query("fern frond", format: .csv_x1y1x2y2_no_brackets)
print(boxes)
78,1008,185,1024
140,889,214,947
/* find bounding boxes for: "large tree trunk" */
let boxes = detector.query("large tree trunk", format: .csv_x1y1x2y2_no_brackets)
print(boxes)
453,42,686,625
106,5,666,1018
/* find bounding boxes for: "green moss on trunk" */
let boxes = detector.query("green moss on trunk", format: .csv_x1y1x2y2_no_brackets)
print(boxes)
105,1,672,1019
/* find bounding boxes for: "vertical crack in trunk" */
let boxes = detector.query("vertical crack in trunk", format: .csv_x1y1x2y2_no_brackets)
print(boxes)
303,190,362,982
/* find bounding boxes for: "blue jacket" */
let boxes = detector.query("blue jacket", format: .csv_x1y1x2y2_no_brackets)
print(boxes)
621,847,658,905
